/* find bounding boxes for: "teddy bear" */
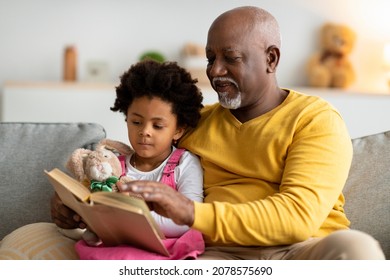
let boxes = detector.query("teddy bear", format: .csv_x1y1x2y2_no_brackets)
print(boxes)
58,138,135,245
306,23,356,88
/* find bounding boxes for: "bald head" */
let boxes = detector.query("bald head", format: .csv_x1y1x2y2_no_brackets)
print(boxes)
205,6,283,116
210,6,281,49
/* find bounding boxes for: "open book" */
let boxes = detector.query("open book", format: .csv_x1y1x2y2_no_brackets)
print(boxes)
45,168,169,256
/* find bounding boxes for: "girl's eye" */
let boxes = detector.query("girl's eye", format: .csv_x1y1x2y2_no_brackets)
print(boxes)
131,120,141,125
153,125,163,129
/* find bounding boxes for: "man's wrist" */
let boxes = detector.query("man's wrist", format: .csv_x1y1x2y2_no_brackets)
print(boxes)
186,200,195,227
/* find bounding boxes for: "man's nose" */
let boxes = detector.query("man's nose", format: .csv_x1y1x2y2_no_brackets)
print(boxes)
208,59,228,77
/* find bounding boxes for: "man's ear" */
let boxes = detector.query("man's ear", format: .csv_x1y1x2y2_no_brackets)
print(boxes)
266,45,280,73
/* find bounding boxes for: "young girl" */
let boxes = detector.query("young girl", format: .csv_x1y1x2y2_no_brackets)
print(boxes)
75,59,205,259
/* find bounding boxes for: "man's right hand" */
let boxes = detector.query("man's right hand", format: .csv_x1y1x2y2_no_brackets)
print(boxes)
118,180,195,227
50,192,86,229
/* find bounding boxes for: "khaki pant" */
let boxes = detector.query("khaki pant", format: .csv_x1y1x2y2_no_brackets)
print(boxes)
0,224,385,260
198,230,385,260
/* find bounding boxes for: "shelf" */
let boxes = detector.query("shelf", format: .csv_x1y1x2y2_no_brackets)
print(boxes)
2,82,390,140
292,86,390,96
4,81,117,90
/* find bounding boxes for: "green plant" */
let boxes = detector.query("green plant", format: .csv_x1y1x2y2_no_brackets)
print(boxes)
139,51,165,62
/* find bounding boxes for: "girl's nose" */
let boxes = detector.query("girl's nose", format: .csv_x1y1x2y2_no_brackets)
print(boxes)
139,126,151,137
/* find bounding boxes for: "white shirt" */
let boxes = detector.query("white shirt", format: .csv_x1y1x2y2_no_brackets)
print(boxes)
124,147,204,238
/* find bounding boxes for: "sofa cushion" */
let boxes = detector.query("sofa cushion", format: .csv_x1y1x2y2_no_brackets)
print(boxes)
343,130,390,259
0,122,106,239
0,222,78,259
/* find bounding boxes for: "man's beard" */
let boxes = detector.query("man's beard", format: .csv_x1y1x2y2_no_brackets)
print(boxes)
212,77,242,109
218,91,242,109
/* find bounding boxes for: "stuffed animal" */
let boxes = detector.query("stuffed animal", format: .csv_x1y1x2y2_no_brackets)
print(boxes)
66,138,134,192
306,23,356,88
58,138,134,245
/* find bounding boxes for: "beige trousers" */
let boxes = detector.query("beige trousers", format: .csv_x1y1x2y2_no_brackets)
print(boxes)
0,224,385,260
198,230,385,260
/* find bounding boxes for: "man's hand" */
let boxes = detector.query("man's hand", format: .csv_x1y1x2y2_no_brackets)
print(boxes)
50,192,86,229
118,181,195,227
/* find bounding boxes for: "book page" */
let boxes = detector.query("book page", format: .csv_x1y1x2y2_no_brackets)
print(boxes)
45,168,90,202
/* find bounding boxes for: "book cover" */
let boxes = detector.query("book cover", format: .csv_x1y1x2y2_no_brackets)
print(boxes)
45,168,169,256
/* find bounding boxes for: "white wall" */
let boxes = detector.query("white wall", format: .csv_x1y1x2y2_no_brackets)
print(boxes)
1,0,390,91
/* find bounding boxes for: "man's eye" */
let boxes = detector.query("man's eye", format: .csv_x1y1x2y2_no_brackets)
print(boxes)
226,56,240,63
206,57,214,65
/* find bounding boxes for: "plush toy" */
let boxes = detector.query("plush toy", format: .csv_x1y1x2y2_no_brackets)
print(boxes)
66,138,134,192
59,138,134,245
306,23,356,88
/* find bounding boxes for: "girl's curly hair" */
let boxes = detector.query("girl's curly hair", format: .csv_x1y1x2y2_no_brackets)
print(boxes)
111,60,204,128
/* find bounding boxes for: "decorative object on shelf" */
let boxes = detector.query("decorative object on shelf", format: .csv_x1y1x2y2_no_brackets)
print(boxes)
306,23,356,88
139,51,165,62
383,42,390,90
85,61,110,83
180,42,208,85
63,45,77,81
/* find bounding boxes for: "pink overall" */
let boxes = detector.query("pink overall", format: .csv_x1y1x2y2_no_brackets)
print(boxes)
75,149,205,260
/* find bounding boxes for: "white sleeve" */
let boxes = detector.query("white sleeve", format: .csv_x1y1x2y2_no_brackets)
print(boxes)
150,151,204,238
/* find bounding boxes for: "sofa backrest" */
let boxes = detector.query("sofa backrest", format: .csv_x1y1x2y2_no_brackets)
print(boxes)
343,130,390,259
1,122,388,259
0,122,106,239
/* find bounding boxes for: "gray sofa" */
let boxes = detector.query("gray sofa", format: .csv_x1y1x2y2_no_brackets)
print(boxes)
0,122,389,259
0,122,106,239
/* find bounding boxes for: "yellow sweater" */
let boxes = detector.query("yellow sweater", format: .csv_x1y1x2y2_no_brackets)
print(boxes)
179,90,353,246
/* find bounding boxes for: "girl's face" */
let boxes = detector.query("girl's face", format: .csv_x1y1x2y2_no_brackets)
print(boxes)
126,96,185,167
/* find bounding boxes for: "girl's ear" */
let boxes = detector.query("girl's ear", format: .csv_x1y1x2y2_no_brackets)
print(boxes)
173,126,186,141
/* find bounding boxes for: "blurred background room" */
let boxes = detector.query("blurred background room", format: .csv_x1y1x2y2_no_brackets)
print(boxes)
1,0,390,142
